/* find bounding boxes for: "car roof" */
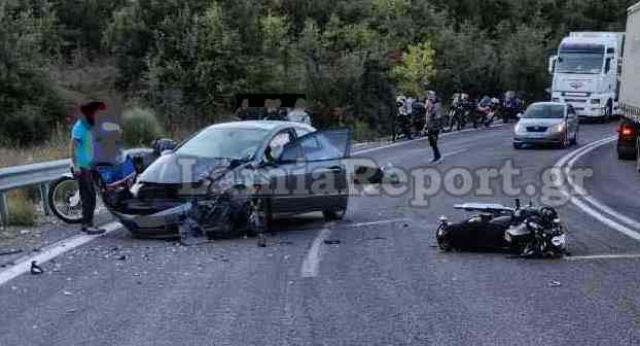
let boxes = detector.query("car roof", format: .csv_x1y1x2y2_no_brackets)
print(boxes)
205,120,316,133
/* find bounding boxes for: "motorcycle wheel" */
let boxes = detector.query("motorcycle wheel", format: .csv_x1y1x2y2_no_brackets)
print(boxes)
436,224,453,251
48,176,84,224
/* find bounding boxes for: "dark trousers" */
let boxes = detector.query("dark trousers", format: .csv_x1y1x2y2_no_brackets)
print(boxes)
428,130,441,161
77,169,96,227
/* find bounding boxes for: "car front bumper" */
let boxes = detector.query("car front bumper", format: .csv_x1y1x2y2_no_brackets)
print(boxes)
111,203,192,238
514,132,565,145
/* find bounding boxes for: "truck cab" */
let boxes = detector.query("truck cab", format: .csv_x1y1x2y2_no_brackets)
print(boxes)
549,32,624,120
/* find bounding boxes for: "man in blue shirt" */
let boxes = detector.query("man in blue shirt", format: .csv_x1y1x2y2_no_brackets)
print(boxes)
70,101,107,235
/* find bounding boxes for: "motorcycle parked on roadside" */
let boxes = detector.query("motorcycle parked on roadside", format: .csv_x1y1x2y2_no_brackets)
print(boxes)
448,93,474,131
435,200,569,258
501,91,526,123
410,101,427,137
395,97,413,140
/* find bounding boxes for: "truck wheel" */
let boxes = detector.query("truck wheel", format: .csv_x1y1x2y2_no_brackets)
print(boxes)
605,101,613,121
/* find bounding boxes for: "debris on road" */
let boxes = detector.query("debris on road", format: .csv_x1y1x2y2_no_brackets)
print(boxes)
324,240,341,245
117,255,127,261
363,237,387,241
63,291,72,296
30,261,44,275
549,280,562,287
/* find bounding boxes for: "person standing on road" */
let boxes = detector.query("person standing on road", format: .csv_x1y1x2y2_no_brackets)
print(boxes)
425,91,443,163
70,101,107,235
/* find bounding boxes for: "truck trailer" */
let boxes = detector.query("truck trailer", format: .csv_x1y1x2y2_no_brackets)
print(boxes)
617,2,640,162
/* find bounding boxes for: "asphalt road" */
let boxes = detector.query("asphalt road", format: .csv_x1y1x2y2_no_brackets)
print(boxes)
2,121,640,346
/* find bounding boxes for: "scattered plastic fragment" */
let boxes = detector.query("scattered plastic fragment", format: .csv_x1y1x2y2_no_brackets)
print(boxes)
30,261,44,275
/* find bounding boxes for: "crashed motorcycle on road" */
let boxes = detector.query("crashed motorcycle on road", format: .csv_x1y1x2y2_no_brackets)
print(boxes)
436,200,569,258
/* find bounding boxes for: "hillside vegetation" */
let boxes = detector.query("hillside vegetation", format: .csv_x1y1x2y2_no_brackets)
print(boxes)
0,0,633,150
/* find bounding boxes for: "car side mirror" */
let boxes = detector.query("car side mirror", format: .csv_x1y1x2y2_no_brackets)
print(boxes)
516,113,522,119
548,55,558,75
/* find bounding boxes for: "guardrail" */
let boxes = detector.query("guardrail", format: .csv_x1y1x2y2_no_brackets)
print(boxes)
0,149,152,228
0,159,70,227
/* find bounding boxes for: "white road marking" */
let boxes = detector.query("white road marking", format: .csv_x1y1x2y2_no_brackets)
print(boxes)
346,218,409,228
554,136,640,242
565,253,640,261
301,228,332,278
0,221,122,287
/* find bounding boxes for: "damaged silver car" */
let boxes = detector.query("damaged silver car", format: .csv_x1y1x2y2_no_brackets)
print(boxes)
110,121,352,240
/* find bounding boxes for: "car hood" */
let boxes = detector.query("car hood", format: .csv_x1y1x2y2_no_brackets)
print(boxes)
138,153,238,185
517,118,564,127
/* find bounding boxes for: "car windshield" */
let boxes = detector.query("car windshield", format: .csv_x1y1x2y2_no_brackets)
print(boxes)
176,127,269,160
523,104,565,119
556,43,604,74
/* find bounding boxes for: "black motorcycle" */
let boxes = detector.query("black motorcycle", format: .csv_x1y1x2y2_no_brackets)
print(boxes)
448,94,474,131
396,101,413,140
435,200,568,258
409,102,427,137
501,94,525,124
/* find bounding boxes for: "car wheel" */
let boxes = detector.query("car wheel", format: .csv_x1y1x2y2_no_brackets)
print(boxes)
560,134,570,149
436,224,453,251
323,207,347,221
513,142,522,150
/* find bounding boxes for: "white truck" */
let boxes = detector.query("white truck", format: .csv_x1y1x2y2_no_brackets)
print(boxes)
616,2,640,162
549,31,624,121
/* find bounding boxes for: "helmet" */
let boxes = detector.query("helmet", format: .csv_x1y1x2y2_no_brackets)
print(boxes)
505,91,515,99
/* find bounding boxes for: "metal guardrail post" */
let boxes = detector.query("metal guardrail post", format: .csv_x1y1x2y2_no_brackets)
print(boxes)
0,192,8,228
40,183,51,216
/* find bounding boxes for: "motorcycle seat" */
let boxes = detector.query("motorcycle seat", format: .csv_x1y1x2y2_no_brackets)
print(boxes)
489,215,512,228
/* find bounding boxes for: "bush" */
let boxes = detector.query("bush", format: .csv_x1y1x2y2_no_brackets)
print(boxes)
121,107,164,146
7,191,36,227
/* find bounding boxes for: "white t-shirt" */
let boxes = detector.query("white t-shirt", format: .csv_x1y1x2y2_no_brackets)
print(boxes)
287,110,311,125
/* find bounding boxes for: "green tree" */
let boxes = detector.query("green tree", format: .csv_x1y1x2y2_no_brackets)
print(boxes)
391,42,436,97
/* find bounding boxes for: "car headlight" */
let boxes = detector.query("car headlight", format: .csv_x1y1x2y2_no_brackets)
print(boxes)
551,123,566,133
514,123,525,133
590,99,600,105
130,182,143,198
551,234,567,249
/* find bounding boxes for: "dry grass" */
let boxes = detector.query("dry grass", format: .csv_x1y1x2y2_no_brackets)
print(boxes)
6,190,37,227
0,126,70,168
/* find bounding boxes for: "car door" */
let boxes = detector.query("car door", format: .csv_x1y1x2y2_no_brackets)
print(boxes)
276,128,352,213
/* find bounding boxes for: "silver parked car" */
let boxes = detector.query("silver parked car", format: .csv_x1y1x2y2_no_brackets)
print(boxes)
513,102,579,149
